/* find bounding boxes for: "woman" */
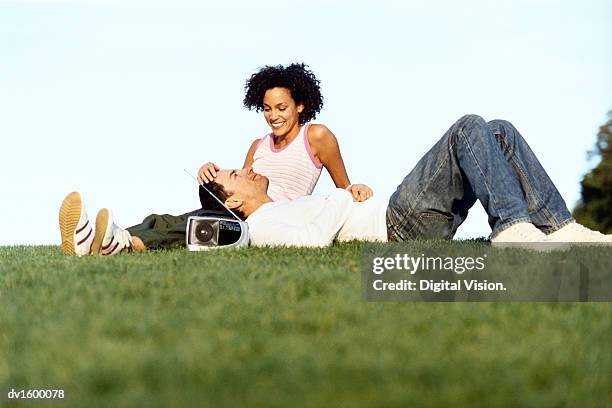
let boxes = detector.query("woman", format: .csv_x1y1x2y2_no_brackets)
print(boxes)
198,63,373,202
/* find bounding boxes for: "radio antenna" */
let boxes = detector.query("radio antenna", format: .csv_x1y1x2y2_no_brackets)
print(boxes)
183,169,243,222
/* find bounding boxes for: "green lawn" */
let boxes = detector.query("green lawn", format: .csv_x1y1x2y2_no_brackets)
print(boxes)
0,244,610,407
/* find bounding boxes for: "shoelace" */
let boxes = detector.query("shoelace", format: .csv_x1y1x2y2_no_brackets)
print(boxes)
121,229,133,249
114,228,132,250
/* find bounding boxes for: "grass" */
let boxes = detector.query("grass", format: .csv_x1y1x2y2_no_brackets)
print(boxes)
0,243,610,407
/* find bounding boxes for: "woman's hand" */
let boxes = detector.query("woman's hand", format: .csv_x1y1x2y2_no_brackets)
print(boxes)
197,162,220,184
346,184,373,202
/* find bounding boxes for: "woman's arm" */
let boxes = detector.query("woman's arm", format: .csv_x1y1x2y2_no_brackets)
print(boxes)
198,138,260,183
308,124,373,201
308,124,350,187
242,138,261,169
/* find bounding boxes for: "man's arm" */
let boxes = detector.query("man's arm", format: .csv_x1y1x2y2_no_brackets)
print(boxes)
247,189,354,247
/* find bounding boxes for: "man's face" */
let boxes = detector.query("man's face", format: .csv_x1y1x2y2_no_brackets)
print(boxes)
214,167,269,204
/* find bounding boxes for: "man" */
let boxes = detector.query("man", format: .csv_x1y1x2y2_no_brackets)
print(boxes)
59,115,611,255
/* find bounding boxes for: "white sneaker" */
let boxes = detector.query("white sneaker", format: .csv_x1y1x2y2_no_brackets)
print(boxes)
547,222,612,245
491,222,569,251
59,191,94,256
91,208,133,256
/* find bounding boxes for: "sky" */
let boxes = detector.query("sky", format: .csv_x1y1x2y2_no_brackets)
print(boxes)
1,0,611,245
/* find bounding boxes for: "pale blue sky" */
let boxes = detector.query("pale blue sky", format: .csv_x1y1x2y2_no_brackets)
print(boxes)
1,0,611,245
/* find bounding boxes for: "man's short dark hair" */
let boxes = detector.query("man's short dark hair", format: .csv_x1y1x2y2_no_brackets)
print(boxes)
198,182,246,220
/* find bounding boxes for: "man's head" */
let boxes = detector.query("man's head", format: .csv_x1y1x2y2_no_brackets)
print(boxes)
200,168,271,219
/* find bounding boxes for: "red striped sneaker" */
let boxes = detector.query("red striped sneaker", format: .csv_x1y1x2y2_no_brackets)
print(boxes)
59,191,94,256
91,208,133,256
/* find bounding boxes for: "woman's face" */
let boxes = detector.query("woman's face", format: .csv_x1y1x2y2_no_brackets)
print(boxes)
263,87,304,138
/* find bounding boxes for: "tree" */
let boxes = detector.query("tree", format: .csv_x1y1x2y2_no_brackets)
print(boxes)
573,111,612,233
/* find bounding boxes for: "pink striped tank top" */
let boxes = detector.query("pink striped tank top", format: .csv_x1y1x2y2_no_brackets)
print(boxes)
252,123,323,201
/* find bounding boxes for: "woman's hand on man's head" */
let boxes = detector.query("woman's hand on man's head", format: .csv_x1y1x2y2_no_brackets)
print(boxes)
198,162,220,184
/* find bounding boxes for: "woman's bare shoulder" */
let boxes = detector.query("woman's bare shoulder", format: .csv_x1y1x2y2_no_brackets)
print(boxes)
307,123,335,144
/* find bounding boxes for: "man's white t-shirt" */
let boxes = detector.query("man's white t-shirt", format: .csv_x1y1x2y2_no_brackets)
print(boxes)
246,188,389,247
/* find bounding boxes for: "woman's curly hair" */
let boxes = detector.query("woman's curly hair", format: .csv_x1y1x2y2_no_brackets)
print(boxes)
243,63,323,125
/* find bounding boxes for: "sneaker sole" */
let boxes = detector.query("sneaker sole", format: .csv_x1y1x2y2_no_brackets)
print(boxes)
91,208,111,256
567,241,612,247
59,192,83,255
491,241,570,252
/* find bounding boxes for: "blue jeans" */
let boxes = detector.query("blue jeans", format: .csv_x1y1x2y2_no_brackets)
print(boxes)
386,114,574,240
